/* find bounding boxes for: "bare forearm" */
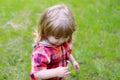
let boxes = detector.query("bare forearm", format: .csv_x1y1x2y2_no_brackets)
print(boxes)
34,68,58,79
69,54,79,71
34,67,70,79
69,54,76,63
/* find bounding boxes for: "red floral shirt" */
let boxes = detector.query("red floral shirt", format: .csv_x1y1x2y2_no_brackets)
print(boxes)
30,40,72,80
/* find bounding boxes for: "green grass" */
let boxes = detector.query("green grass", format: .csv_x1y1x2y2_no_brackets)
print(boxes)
0,0,120,80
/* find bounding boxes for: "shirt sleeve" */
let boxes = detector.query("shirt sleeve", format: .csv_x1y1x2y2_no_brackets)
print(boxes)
67,43,72,54
30,47,51,79
63,42,72,60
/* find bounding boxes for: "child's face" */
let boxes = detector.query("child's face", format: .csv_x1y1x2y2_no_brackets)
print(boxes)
48,36,69,45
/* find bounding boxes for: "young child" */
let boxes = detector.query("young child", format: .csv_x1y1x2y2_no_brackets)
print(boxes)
30,4,79,80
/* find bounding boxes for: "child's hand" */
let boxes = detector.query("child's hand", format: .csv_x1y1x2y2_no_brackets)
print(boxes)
56,67,70,77
72,61,79,71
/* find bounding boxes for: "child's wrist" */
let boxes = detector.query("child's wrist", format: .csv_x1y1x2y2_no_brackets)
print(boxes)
54,68,59,77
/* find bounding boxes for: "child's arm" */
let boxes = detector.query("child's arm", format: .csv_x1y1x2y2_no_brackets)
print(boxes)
69,54,79,71
34,67,70,79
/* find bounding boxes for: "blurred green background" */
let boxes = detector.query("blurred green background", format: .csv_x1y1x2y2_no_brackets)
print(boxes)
0,0,120,80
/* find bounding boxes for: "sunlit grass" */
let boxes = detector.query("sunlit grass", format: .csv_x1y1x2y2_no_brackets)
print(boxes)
0,0,120,80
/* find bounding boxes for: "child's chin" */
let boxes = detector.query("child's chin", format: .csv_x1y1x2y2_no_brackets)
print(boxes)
53,43,62,46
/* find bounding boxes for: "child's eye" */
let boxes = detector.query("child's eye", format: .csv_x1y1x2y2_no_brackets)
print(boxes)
55,37,60,39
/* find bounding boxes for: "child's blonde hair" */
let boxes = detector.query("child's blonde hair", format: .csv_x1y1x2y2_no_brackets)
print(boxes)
33,4,76,44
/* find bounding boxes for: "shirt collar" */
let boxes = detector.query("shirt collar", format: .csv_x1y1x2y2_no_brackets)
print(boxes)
38,40,60,48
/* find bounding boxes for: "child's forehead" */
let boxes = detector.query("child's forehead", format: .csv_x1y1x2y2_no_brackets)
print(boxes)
50,29,71,38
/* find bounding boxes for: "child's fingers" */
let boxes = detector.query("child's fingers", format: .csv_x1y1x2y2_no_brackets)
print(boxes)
64,67,70,75
64,72,71,77
66,72,71,75
75,65,79,71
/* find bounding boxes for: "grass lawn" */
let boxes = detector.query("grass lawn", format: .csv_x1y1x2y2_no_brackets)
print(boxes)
0,0,120,80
